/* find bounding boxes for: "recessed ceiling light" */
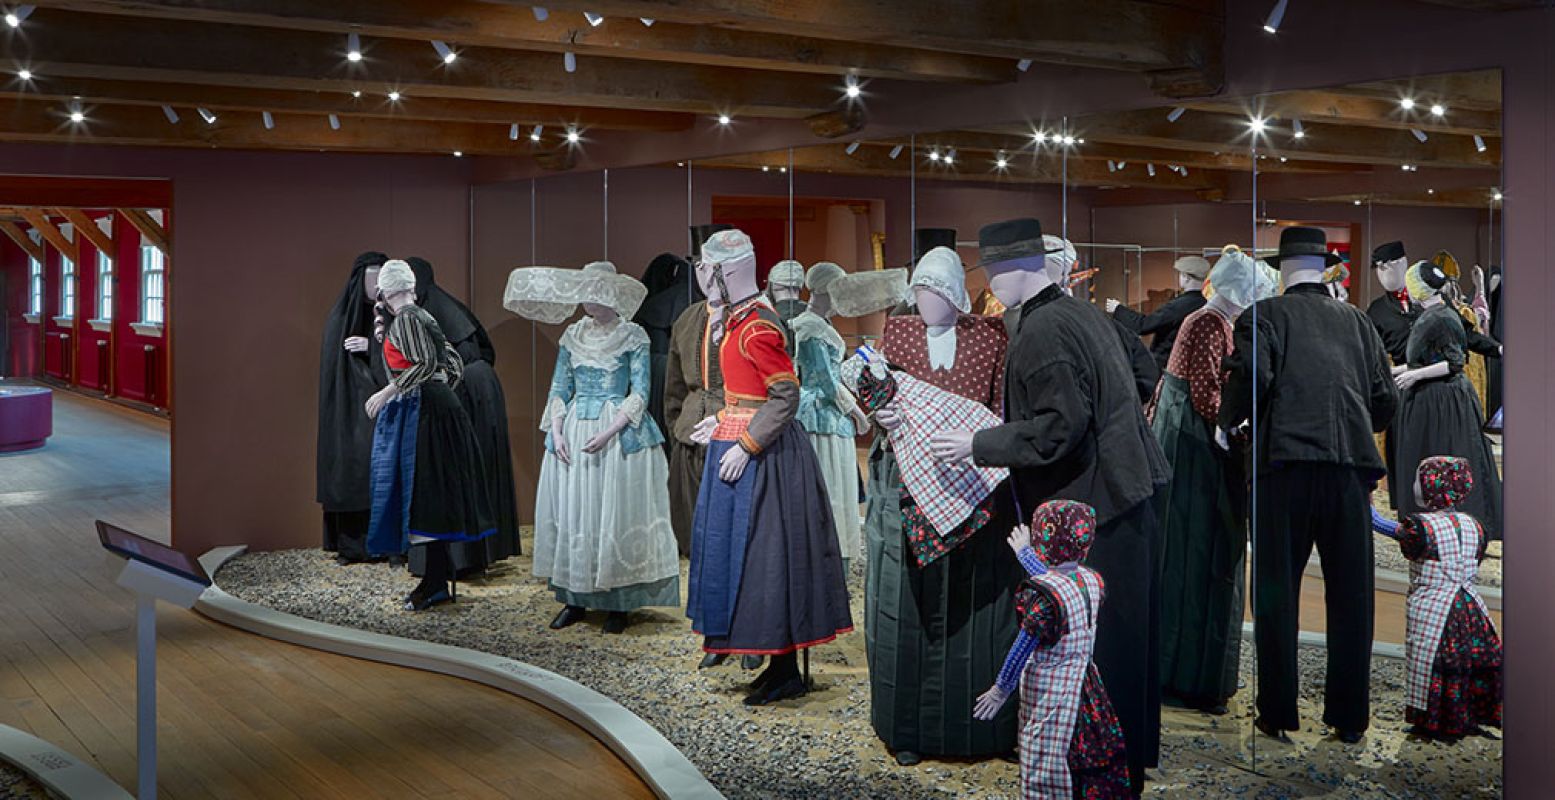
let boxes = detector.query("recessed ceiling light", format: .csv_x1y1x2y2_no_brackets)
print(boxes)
761,165,770,172
995,156,1008,169
1430,103,1445,116
1473,134,1487,153
328,114,340,130
945,148,956,164
68,110,84,123
453,151,463,157
347,32,362,63
1249,117,1267,134
928,150,941,162
1032,131,1047,144
1427,188,1435,194
1492,190,1502,201
530,124,543,141
1061,134,1075,145
262,111,274,129
351,90,362,98
1400,97,1415,110
844,77,862,99
1279,156,1287,163
16,68,31,81
565,129,580,144
387,91,401,102
1353,199,1362,206
779,166,786,173
1147,163,1156,177
564,51,577,72
716,114,731,125
1292,118,1305,139
509,123,519,141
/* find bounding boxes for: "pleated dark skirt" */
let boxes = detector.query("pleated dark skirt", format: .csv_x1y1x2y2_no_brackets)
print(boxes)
1088,497,1164,776
668,439,704,557
688,421,853,655
369,383,496,557
1395,374,1503,539
1152,374,1246,705
863,441,1020,757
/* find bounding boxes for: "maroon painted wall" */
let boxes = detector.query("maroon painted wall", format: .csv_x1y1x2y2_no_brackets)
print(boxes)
0,237,38,378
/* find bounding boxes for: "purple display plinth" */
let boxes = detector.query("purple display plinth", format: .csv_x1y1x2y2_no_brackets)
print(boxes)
0,387,53,453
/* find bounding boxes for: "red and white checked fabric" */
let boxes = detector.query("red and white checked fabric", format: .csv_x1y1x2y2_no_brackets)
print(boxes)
886,372,1009,538
1019,566,1102,800
1404,511,1490,710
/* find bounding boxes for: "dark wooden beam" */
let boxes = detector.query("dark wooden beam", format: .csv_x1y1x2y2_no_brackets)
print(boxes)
56,207,113,255
1184,90,1501,137
0,75,694,131
0,219,44,261
901,130,1365,175
3,10,842,117
0,175,173,208
1338,70,1503,112
17,208,77,262
28,0,1012,84
119,208,168,253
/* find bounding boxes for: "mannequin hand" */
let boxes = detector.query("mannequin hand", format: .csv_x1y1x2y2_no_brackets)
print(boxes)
972,685,1012,721
849,407,871,435
690,415,719,445
929,430,975,464
1473,265,1486,293
583,412,630,454
875,403,903,432
1215,427,1230,452
552,417,572,466
364,385,397,420
1105,298,1121,313
1006,525,1030,557
343,336,370,353
718,445,751,482
1395,369,1424,392
1391,363,1409,377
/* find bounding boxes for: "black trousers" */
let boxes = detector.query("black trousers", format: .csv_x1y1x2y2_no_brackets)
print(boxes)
1087,496,1162,785
1253,463,1374,732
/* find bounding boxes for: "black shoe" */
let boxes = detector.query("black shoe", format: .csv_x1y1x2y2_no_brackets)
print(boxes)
894,750,922,767
602,611,630,635
388,554,407,568
1334,728,1364,744
1254,717,1290,741
743,674,807,706
404,588,451,612
741,655,764,671
698,653,728,669
549,605,587,630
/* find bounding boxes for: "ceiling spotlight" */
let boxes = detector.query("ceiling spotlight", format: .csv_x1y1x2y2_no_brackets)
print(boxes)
1249,117,1267,134
928,150,941,162
1262,0,1287,33
1430,103,1445,117
1106,159,1117,172
1492,190,1502,201
509,123,519,141
1410,128,1428,143
1427,188,1435,195
4,4,34,28
1354,199,1362,206
532,6,548,21
1061,134,1075,145
1473,134,1487,153
1032,130,1047,144
197,107,217,124
1400,163,1413,171
1278,156,1287,162
844,141,861,155
453,151,463,158
945,148,956,165
1076,138,1085,144
761,165,770,172
68,110,84,123
1167,106,1186,123
844,77,862,99
640,17,654,26
16,68,31,81
347,32,362,63
716,113,731,125
1016,59,1033,72
262,111,274,129
431,40,458,64
779,166,786,173
387,91,402,102
565,128,580,144
328,113,341,130
1400,97,1415,110
888,144,904,159
995,155,1009,169
583,11,604,26
1116,161,1126,169
160,105,179,124
351,90,362,98
1292,118,1305,139
1178,166,1189,176
1147,163,1156,177
530,124,543,141
564,51,576,72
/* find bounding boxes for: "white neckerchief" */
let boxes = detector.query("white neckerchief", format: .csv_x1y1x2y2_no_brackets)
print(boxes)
560,315,648,369
925,323,957,370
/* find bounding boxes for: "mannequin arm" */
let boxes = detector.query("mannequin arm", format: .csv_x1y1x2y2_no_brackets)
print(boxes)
617,343,651,427
970,361,1090,469
1396,361,1451,391
1219,312,1273,430
1113,295,1191,336
538,347,575,433
1371,507,1400,539
738,321,800,454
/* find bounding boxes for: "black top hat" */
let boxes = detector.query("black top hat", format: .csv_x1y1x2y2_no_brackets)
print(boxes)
1266,226,1343,267
978,218,1060,266
689,223,733,257
1371,240,1405,265
914,228,958,262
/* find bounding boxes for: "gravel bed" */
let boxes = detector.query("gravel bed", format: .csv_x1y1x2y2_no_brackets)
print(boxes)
219,532,1502,799
0,762,50,800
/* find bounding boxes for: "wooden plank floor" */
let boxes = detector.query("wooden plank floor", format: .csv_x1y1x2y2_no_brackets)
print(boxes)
0,385,655,800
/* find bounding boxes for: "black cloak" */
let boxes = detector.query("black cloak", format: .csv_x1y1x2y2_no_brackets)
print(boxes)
318,251,389,560
632,253,702,440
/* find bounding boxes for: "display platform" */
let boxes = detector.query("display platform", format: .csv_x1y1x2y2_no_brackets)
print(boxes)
217,531,1501,799
0,386,52,453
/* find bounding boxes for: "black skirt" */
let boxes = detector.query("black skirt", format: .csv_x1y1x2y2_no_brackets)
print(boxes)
409,382,497,544
1394,374,1503,539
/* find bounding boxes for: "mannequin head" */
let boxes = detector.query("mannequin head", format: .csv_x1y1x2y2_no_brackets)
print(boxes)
1205,246,1262,318
582,302,618,323
915,287,958,327
767,259,806,302
1028,499,1096,567
1376,257,1409,294
376,259,417,312
363,266,381,304
696,229,759,307
1279,254,1327,288
979,219,1054,308
1414,455,1473,512
986,256,1053,308
910,246,970,320
1173,256,1210,293
804,262,846,318
1043,235,1078,293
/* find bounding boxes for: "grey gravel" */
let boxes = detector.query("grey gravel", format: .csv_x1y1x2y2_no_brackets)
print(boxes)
219,531,1502,799
0,763,49,800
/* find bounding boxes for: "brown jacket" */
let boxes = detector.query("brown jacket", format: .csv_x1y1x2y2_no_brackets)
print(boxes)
664,302,724,445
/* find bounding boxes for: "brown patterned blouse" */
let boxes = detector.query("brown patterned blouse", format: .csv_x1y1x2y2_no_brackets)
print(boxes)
1161,306,1233,423
879,314,1007,412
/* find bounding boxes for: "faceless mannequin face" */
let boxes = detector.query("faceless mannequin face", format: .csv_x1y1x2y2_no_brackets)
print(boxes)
915,287,958,327
769,284,800,302
1280,254,1327,288
986,256,1054,308
1375,256,1408,293
582,302,618,323
1179,272,1204,292
809,290,833,318
1490,272,1502,293
363,267,381,303
383,289,415,313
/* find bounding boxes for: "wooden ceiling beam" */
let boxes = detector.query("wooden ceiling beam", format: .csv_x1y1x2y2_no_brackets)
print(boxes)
1336,70,1503,112
56,207,113,255
0,76,694,131
2,10,841,117
898,130,1366,175
119,208,168,253
1183,91,1501,137
17,208,77,262
27,0,1011,84
0,219,44,261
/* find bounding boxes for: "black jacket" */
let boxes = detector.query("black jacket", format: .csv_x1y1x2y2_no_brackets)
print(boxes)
1365,292,1419,365
1221,283,1398,478
1114,290,1206,370
973,285,1169,526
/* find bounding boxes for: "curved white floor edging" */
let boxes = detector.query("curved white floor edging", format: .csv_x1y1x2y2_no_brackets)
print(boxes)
195,546,723,800
0,724,133,800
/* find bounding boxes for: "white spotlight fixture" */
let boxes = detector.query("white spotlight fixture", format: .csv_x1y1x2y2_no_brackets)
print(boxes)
1249,117,1267,134
1032,130,1047,144
1400,163,1414,171
640,17,655,26
779,167,786,173
1353,199,1362,206
16,68,31,81
328,113,341,130
888,144,904,160
347,32,362,63
1278,156,1287,163
262,111,274,129
1410,128,1428,143
1016,59,1033,72
1427,188,1435,195
844,141,860,155
4,4,33,28
1292,118,1305,139
945,148,956,165
583,11,604,26
1167,106,1186,123
928,150,941,162
196,107,217,124
1262,0,1287,33
431,40,458,64
1473,134,1487,153
351,90,362,98
387,91,401,102
844,77,862,99
1116,161,1126,169
509,123,519,140
532,6,548,21
1492,190,1502,201
565,128,580,144
160,105,179,124
995,154,1008,169
1106,159,1117,172
1430,103,1445,117
1399,97,1415,110
1178,166,1189,176
1147,163,1156,177
453,151,463,158
761,165,770,172
564,51,576,72
68,109,84,123
716,113,731,125
530,124,543,141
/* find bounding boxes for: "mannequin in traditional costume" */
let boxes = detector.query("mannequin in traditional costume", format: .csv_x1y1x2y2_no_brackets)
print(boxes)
931,218,1169,792
504,262,680,634
633,252,701,444
364,260,496,611
766,259,808,354
1220,227,1397,743
973,500,1131,800
1107,255,1210,371
319,251,389,564
685,228,854,706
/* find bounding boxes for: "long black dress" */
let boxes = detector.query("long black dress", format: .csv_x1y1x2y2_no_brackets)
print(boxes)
632,253,701,445
404,257,519,574
1394,304,1503,539
318,251,388,562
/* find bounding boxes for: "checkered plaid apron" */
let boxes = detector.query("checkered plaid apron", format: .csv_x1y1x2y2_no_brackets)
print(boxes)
887,372,1009,538
1405,512,1489,710
1019,567,1101,799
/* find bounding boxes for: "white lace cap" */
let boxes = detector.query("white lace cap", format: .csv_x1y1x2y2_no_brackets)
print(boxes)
805,261,846,295
830,268,910,317
910,246,970,313
700,228,754,264
503,260,648,323
1207,246,1261,309
768,259,805,289
377,259,416,295
1042,235,1078,285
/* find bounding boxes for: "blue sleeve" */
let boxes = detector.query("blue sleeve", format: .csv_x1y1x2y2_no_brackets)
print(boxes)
996,630,1038,693
1016,546,1047,577
548,346,574,405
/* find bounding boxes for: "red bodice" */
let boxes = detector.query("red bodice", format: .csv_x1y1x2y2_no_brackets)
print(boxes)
383,338,411,371
718,298,798,403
